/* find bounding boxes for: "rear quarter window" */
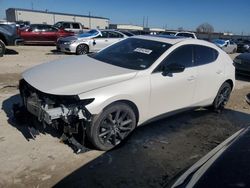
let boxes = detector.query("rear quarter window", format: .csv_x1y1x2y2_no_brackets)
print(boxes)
194,45,219,66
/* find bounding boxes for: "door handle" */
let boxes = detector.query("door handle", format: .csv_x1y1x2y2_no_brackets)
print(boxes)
187,76,196,81
216,70,223,74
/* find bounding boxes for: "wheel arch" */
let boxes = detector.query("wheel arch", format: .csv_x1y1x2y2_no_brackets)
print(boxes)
76,43,89,54
225,79,234,89
103,100,140,124
0,33,7,45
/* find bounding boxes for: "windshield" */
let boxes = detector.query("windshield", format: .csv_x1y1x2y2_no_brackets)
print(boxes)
77,29,100,38
90,38,172,70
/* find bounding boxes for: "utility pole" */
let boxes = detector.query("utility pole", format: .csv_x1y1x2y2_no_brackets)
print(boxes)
89,11,91,29
146,16,148,28
31,1,34,10
143,16,145,28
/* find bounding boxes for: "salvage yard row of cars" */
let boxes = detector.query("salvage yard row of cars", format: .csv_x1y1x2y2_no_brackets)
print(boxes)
1,21,250,57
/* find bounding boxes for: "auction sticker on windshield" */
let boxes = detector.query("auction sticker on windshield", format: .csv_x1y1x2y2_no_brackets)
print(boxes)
134,48,152,54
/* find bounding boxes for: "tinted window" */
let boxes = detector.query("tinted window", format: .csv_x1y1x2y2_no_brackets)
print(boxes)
194,45,219,65
176,33,194,38
36,25,47,31
47,26,58,32
120,31,134,36
72,23,80,29
30,25,39,31
161,45,193,68
90,38,171,70
108,31,123,38
62,23,71,28
96,31,108,38
229,40,235,45
161,31,176,36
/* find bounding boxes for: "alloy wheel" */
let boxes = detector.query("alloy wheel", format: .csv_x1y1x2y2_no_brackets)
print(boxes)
98,109,133,147
215,86,231,109
77,44,88,55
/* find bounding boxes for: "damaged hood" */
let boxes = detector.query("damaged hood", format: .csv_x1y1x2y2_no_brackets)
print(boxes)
22,55,138,95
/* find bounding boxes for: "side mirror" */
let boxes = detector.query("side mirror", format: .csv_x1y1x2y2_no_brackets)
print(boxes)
162,63,185,76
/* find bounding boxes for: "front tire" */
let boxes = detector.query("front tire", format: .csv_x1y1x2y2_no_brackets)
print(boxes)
87,103,136,151
76,44,89,55
0,40,6,57
211,82,232,112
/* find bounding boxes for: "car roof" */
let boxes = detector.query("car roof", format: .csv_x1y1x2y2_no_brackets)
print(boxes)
132,35,193,45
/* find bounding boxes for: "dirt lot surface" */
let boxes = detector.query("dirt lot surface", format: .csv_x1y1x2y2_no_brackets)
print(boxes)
0,46,249,188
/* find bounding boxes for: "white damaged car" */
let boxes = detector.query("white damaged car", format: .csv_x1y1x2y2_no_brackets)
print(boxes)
19,36,235,151
57,29,128,55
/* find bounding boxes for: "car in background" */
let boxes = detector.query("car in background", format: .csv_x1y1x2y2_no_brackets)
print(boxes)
57,29,129,55
0,22,23,57
19,36,234,151
129,30,150,35
19,24,74,45
54,21,88,34
169,127,250,188
160,31,197,39
212,39,237,53
237,40,250,53
234,53,250,76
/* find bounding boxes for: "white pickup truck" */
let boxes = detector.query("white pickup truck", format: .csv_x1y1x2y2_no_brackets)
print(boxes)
54,21,89,34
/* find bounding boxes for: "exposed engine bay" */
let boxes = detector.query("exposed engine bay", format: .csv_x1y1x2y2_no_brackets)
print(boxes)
13,79,94,153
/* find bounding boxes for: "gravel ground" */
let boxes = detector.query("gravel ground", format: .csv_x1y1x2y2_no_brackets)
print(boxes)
0,46,249,188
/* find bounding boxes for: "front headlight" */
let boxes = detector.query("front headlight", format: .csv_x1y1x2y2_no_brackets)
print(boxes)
64,40,76,45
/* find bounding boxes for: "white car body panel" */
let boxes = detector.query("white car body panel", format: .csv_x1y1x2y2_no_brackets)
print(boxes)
22,36,235,126
22,55,137,95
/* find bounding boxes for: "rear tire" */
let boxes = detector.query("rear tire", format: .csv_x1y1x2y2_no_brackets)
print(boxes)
210,82,232,112
76,44,89,55
0,40,6,57
87,102,136,151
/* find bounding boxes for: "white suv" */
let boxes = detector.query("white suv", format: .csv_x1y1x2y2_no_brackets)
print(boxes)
161,31,197,39
19,35,235,151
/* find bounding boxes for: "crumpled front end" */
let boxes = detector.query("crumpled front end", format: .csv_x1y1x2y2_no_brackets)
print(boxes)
16,79,94,153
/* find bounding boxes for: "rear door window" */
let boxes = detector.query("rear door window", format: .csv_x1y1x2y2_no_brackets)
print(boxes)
194,45,219,66
161,45,194,68
108,31,124,38
72,23,80,29
62,23,71,29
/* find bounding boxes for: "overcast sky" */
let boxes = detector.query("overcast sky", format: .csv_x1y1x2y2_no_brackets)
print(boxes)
1,0,250,34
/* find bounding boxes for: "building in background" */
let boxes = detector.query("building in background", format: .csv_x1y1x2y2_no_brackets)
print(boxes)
6,8,109,29
109,24,143,31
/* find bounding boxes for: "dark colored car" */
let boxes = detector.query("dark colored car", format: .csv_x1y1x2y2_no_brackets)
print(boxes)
19,24,74,45
169,126,250,188
0,23,23,57
237,40,250,53
234,53,250,76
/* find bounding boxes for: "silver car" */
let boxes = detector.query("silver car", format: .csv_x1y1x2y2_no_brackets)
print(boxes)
212,39,237,54
57,29,128,55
